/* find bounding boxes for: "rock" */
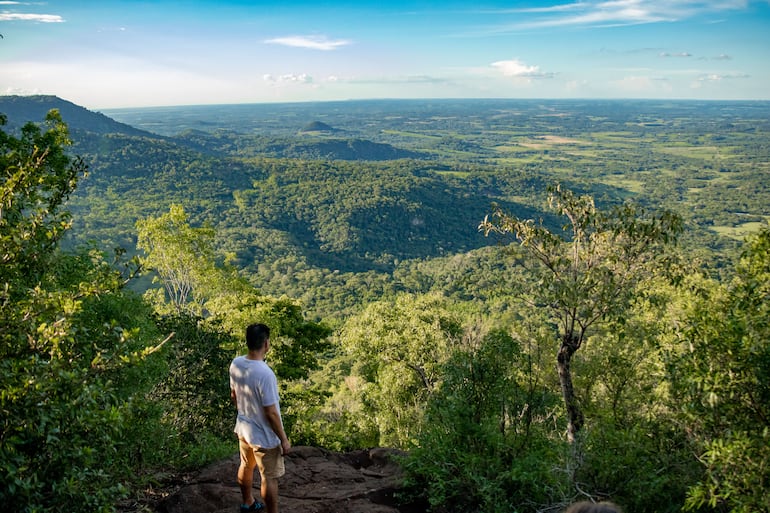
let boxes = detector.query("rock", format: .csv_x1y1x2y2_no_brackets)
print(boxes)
148,447,413,513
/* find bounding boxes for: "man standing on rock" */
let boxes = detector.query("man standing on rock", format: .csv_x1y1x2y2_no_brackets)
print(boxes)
230,323,292,513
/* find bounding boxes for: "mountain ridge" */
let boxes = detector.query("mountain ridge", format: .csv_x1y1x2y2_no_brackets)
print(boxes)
0,95,157,138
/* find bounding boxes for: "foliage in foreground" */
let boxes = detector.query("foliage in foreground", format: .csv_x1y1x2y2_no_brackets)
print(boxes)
0,111,334,512
668,225,770,513
2,108,768,513
397,201,768,512
0,112,167,512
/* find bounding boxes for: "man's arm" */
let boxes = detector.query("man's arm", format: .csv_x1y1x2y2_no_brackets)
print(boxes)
263,404,291,455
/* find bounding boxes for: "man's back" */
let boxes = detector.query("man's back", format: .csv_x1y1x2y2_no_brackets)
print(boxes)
230,356,281,448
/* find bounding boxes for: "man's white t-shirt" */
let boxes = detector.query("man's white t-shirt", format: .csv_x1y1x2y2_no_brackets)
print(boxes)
229,356,282,449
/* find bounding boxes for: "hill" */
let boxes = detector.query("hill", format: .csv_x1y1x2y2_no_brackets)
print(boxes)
171,130,426,160
299,120,339,133
266,138,425,160
0,95,156,138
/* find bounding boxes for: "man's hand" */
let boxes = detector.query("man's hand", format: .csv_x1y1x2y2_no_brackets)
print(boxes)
264,403,291,454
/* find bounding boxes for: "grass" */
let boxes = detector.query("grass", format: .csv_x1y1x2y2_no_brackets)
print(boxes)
435,170,472,178
597,176,646,194
380,130,441,140
656,145,734,160
711,220,769,240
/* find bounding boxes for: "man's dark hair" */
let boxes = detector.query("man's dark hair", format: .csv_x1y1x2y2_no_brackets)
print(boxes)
246,323,270,351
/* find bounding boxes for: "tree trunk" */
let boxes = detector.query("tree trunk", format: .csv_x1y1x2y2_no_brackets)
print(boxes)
557,334,584,443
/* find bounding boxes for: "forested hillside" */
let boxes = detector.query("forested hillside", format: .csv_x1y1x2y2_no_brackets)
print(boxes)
0,95,154,137
71,97,770,318
2,97,768,513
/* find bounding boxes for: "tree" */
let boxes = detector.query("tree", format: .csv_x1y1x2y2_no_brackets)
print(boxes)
402,325,560,513
1,111,81,285
136,205,332,377
338,292,463,447
480,184,682,442
668,224,770,513
1,111,165,512
149,313,237,441
135,204,218,314
135,205,333,441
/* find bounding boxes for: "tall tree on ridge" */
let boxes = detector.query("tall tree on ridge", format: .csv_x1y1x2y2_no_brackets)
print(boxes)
480,184,682,443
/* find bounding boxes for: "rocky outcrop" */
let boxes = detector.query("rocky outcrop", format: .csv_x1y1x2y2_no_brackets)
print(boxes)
130,447,415,513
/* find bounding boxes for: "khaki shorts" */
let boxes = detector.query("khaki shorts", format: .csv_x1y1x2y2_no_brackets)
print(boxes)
239,439,285,479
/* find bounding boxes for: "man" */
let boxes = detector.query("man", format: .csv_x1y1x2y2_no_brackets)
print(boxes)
230,323,292,513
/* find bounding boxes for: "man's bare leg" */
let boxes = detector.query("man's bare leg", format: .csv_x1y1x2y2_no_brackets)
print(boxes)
261,476,279,513
238,460,257,506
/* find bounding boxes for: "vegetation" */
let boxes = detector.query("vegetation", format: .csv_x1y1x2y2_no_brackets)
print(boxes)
480,184,683,442
0,109,329,512
0,111,164,512
1,97,769,512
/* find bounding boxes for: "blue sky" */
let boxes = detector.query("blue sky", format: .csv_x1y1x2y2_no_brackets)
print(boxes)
1,0,769,108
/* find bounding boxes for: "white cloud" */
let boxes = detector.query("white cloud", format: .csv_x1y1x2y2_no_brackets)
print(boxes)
318,74,452,86
264,35,350,51
691,72,749,89
492,59,538,76
509,3,586,14
3,85,42,95
700,73,724,82
491,59,553,79
565,79,589,91
0,12,64,22
696,72,750,83
1,53,289,108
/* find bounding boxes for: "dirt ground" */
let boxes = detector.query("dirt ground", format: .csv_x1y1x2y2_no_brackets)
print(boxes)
118,446,423,513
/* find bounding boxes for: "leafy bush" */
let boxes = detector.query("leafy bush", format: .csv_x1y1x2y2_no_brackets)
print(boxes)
668,225,770,513
401,328,568,512
149,313,236,441
575,422,697,513
0,249,166,512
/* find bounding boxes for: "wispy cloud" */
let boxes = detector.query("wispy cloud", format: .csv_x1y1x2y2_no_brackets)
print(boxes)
612,74,672,94
500,1,752,30
344,75,454,85
0,1,64,22
691,71,750,89
263,73,314,84
659,51,692,57
265,35,350,51
697,72,750,82
0,12,64,22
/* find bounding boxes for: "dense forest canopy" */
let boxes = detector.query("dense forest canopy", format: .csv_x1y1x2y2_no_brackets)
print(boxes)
69,96,770,319
1,96,768,513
